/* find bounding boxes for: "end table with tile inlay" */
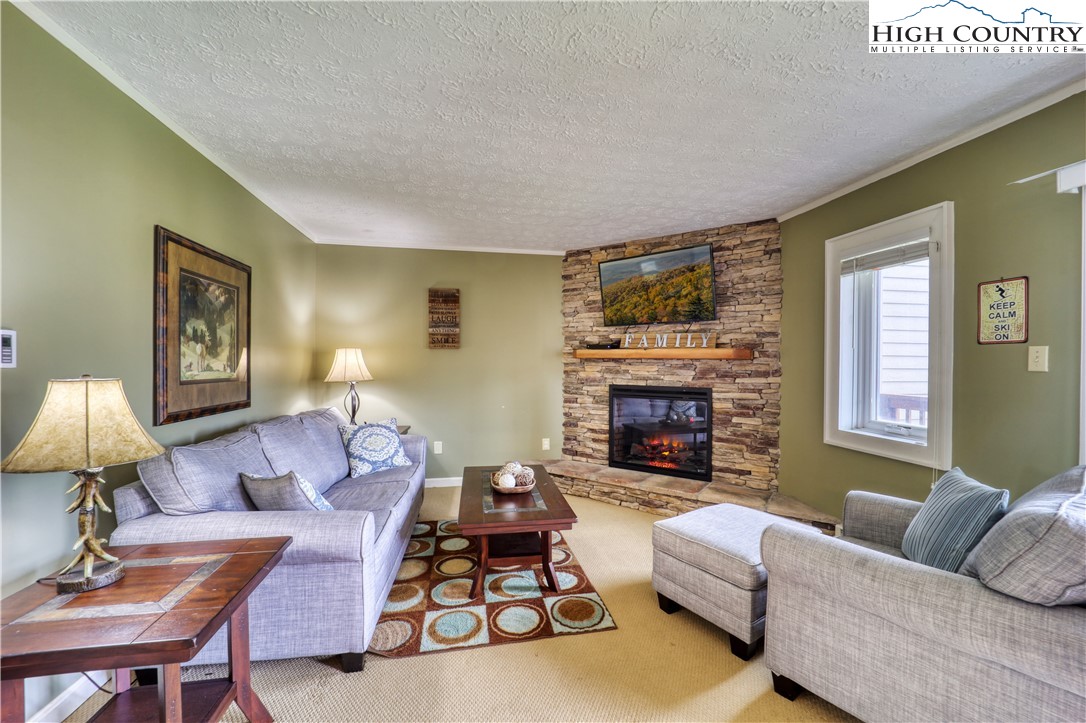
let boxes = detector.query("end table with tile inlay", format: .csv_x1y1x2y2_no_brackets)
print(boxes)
0,537,290,723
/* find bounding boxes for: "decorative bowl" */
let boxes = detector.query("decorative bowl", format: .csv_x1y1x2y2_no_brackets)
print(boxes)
490,469,536,495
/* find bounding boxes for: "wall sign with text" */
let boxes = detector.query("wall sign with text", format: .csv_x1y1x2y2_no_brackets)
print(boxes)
428,287,460,349
978,277,1028,344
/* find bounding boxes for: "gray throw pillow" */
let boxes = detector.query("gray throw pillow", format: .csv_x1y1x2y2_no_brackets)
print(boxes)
960,466,1086,605
240,472,334,512
901,468,1009,572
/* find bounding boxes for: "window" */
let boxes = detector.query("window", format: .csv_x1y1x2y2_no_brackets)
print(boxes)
824,203,953,469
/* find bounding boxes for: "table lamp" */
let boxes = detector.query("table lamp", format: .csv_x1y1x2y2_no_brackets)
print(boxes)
324,348,373,425
1,376,164,592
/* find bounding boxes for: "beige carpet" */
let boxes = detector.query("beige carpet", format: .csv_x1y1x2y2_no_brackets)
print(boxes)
68,488,855,722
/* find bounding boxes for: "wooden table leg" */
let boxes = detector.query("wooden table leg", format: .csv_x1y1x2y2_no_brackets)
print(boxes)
540,530,559,592
158,663,182,723
1,679,24,723
229,600,272,723
114,668,130,694
471,535,489,598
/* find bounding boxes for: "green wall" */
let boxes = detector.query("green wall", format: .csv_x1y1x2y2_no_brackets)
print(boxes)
779,94,1085,516
314,245,563,478
1,6,318,712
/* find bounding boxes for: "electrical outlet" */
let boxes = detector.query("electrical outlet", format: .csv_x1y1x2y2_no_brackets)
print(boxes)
542,438,551,451
433,441,443,454
1027,346,1049,372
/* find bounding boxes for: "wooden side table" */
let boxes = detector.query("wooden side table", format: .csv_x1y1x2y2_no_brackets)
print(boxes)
1,537,290,723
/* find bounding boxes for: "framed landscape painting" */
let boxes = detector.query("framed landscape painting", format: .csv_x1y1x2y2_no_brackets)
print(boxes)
598,244,717,327
153,226,251,425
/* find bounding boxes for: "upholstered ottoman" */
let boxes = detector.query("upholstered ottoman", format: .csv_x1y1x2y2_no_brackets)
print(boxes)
652,503,814,660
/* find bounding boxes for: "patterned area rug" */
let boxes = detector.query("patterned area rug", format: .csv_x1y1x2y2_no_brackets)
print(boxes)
368,519,617,657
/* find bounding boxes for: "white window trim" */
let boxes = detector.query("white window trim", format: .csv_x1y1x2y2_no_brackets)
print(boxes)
1054,161,1086,465
824,202,954,469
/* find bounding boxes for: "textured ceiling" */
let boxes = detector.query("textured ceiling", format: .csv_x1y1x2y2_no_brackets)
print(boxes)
29,2,1086,253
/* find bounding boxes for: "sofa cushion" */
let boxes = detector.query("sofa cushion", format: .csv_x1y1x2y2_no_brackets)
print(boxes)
960,466,1086,605
169,431,272,512
297,407,351,493
252,414,345,495
138,452,192,515
241,471,334,512
901,468,1008,572
340,419,411,477
324,478,412,511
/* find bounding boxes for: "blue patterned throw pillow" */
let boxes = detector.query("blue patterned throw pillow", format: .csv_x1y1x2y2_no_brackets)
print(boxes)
240,471,334,511
901,468,1008,572
339,418,412,478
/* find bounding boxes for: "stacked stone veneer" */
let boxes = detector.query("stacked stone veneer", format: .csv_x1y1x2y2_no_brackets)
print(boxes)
562,220,782,493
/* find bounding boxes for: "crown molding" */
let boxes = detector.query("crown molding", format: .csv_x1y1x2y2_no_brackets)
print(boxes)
778,79,1086,222
315,238,567,256
15,1,321,244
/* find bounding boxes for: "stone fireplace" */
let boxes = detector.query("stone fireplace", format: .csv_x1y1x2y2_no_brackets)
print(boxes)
562,220,783,494
609,385,712,481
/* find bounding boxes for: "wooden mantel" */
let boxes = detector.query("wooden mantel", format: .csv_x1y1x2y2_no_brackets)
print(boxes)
572,347,754,360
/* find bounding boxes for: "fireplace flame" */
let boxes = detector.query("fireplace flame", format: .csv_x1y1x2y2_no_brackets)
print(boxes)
633,435,694,468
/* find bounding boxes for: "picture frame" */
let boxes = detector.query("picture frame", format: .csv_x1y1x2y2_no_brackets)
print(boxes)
977,276,1028,345
154,225,251,425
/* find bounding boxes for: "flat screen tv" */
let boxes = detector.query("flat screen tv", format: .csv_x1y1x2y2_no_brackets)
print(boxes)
598,244,717,327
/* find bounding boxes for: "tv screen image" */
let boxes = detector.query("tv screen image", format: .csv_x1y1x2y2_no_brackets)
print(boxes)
598,244,717,327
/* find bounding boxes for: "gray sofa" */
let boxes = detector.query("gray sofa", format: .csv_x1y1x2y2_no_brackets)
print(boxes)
761,466,1086,722
110,407,426,673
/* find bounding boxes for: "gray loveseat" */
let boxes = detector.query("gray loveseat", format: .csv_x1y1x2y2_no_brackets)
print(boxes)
761,466,1086,722
110,407,426,673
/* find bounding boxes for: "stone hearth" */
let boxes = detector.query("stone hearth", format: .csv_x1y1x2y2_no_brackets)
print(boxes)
538,460,837,531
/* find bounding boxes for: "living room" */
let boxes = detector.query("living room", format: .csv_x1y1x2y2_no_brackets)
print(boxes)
2,2,1084,722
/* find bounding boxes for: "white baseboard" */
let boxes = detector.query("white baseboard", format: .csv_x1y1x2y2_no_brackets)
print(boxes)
425,477,461,488
29,670,109,723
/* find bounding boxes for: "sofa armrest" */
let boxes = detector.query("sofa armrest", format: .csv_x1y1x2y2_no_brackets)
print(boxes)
400,434,427,473
110,510,377,566
841,490,922,549
762,523,1086,696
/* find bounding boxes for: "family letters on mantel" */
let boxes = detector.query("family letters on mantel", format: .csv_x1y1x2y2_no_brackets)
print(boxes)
622,332,717,349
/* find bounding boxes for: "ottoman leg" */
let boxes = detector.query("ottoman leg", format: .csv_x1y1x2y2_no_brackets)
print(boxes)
657,592,683,614
728,634,760,661
772,673,805,700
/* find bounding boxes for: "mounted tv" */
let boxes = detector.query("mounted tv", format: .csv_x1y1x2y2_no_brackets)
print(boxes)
598,244,717,327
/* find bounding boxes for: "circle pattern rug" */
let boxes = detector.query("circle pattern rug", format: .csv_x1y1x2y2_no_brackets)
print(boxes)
368,519,617,657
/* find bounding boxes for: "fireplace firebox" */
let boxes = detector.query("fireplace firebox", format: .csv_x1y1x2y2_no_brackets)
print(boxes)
609,385,712,482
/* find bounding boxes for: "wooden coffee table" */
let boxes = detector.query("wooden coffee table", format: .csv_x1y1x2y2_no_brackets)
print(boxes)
1,537,289,723
458,465,577,598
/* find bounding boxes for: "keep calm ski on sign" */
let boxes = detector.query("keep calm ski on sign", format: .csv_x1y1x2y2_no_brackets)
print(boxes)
978,277,1028,344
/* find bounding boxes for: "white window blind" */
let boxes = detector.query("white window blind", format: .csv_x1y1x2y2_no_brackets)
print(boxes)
840,238,932,274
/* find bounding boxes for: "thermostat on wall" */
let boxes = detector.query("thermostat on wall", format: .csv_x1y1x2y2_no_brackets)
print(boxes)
1,330,16,368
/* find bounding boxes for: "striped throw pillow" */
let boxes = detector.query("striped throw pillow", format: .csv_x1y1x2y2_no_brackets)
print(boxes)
901,468,1009,572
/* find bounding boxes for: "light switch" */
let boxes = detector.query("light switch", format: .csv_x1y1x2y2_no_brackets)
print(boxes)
1027,346,1049,372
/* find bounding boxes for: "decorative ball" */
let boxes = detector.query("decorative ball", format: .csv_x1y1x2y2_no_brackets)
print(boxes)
514,467,535,486
500,461,522,476
497,473,517,488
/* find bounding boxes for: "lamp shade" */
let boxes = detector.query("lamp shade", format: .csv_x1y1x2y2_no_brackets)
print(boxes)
1,377,164,473
324,348,374,383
